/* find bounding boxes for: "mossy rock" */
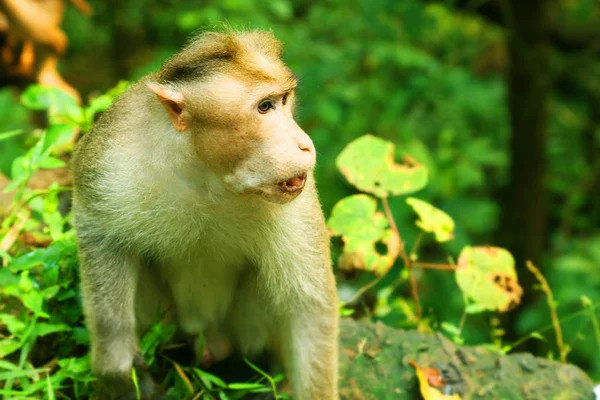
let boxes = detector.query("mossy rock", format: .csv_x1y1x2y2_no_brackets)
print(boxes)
339,319,594,400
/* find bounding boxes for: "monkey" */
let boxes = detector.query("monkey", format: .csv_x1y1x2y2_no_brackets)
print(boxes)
71,30,339,399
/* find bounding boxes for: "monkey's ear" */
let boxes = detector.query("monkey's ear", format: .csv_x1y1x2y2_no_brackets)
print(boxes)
147,83,188,132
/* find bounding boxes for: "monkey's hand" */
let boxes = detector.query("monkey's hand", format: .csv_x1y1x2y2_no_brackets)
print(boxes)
94,355,159,400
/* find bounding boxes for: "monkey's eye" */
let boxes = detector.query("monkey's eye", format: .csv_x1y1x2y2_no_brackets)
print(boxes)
258,99,275,114
282,93,289,105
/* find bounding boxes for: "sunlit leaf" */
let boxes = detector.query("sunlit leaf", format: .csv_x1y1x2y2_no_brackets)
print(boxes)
173,362,194,394
0,130,23,141
455,246,522,313
0,339,21,358
21,85,82,123
38,156,66,169
140,322,176,365
85,81,130,126
44,124,77,152
327,194,399,275
34,323,71,337
194,368,227,389
336,135,429,198
228,382,266,390
0,314,25,334
406,197,455,242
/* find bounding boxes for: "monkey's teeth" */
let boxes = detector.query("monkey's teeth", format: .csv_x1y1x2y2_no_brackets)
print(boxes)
280,173,306,192
288,174,306,187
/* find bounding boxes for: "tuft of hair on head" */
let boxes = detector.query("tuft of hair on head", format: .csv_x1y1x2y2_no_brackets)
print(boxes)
156,29,285,85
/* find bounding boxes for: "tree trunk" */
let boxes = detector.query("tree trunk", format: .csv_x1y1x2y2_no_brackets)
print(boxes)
497,0,552,340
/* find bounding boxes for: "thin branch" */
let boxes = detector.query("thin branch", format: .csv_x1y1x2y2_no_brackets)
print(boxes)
588,303,600,351
69,0,93,16
381,197,409,265
507,303,599,351
409,231,423,260
458,310,467,335
0,210,28,255
413,262,456,271
381,196,421,321
526,261,567,363
344,274,386,306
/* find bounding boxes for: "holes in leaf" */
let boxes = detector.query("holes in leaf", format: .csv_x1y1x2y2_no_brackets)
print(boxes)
375,240,387,256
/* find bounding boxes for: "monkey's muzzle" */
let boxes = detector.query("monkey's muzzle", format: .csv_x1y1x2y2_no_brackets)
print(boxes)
278,173,306,194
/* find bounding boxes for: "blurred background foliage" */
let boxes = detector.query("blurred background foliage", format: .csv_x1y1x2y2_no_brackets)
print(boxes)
1,0,599,386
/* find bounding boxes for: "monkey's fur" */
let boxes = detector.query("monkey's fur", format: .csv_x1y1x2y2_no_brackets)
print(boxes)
72,31,339,399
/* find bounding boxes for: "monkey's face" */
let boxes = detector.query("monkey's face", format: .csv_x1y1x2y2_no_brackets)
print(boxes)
185,75,316,204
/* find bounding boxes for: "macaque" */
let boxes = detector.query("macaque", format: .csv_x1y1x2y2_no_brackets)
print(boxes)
72,30,339,399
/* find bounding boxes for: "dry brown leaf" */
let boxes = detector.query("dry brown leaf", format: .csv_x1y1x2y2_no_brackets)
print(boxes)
409,361,462,400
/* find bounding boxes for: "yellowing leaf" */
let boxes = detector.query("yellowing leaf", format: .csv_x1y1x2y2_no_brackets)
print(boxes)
327,194,399,275
336,135,429,198
455,246,523,312
409,361,462,400
406,197,455,242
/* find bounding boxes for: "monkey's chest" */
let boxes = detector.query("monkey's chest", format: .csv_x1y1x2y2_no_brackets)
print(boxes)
160,244,248,335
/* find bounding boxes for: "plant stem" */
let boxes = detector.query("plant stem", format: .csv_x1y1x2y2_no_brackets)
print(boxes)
413,262,456,271
526,261,567,363
587,303,600,351
381,196,421,321
410,231,423,260
344,274,386,305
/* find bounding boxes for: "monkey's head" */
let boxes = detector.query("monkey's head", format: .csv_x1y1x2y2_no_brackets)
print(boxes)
147,31,316,204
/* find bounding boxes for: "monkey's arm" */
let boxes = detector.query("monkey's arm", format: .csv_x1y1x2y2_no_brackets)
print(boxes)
280,298,339,400
77,235,154,398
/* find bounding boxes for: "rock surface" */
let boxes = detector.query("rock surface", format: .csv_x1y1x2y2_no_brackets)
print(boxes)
339,319,594,400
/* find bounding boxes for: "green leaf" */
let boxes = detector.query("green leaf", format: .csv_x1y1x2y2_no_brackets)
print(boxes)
44,123,76,152
528,332,547,342
0,360,18,370
0,367,49,380
455,246,523,313
21,291,49,318
9,236,77,272
228,382,266,390
57,356,92,378
9,155,28,184
139,322,176,365
34,323,71,337
0,314,26,335
0,338,21,358
131,368,141,400
85,81,128,121
327,194,399,275
21,85,78,113
0,129,23,141
440,322,461,336
193,368,227,388
336,134,428,198
37,156,66,169
406,197,455,242
464,303,487,314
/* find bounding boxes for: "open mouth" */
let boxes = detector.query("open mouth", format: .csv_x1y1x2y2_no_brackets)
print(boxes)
278,173,307,193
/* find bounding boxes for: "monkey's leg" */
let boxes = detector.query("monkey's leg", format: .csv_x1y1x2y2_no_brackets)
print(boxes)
78,240,155,399
280,306,339,400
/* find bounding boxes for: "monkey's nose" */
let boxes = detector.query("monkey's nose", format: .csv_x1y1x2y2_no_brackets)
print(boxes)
295,132,314,153
298,142,312,152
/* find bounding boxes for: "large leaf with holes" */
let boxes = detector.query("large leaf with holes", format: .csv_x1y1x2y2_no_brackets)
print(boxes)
406,197,455,242
336,134,429,198
327,194,399,275
455,246,522,312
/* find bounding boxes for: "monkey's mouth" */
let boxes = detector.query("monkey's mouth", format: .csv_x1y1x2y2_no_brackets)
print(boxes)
278,173,306,194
